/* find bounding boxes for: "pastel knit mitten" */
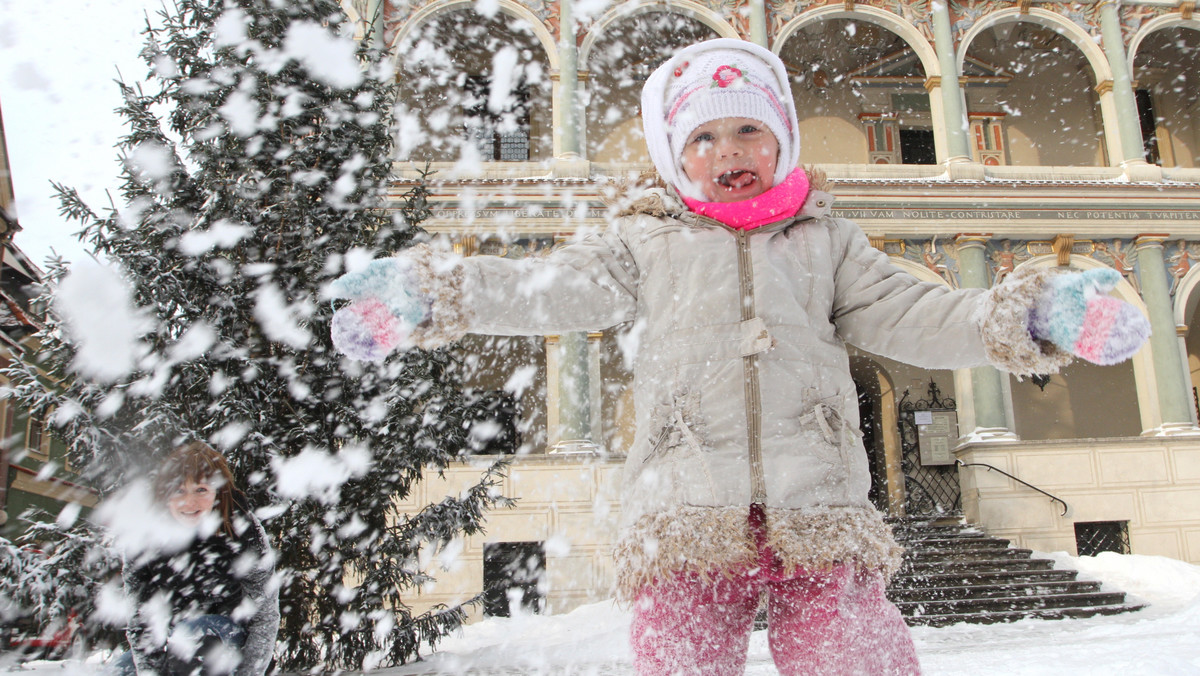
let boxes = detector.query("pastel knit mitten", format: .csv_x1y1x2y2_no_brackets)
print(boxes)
329,258,429,361
1028,268,1150,366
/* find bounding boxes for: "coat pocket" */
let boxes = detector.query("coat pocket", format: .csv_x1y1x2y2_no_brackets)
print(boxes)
800,400,846,450
646,398,709,464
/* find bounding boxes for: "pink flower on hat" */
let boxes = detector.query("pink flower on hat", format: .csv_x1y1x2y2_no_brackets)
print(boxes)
712,65,742,88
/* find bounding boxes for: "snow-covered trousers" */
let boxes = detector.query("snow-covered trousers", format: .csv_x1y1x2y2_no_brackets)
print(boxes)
629,505,921,676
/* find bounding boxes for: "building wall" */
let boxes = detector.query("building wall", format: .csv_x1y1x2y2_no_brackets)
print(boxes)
957,437,1200,563
396,454,624,620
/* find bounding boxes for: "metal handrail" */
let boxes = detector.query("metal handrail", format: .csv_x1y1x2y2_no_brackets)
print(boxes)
956,459,1070,516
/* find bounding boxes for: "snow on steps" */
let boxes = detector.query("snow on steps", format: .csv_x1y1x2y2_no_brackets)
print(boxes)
885,517,1145,627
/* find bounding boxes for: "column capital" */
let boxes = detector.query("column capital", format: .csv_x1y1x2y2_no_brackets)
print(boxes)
1094,79,1114,95
1135,233,1171,250
923,76,941,93
955,234,993,249
1183,1,1195,21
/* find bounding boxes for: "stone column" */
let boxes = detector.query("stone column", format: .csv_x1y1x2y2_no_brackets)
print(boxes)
552,0,588,177
545,333,601,453
930,2,983,180
749,0,768,47
1098,0,1162,181
364,0,385,50
1134,236,1195,430
956,235,1016,439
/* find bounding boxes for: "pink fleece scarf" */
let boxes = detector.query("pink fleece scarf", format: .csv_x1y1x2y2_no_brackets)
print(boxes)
680,168,811,230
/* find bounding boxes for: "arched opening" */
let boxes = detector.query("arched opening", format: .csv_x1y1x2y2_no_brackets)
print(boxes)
962,21,1105,167
849,349,961,517
1006,258,1144,439
1176,245,1200,420
777,18,932,165
850,356,909,515
1132,26,1200,168
1009,360,1142,440
393,9,553,163
583,12,719,166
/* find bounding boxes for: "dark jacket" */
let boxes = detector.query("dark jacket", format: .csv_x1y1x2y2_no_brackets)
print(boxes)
123,500,278,676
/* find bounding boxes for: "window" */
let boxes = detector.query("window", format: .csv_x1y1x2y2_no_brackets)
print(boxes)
1074,521,1130,557
25,409,49,461
464,76,530,162
482,541,544,617
1135,89,1160,165
464,389,520,455
899,129,936,165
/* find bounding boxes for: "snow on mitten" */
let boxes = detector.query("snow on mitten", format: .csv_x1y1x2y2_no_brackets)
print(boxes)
329,258,429,361
1028,268,1150,366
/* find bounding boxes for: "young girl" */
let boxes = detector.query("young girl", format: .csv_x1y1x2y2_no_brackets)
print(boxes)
112,442,278,676
329,38,1149,675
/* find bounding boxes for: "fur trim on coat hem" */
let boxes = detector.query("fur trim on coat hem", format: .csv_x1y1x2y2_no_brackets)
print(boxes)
403,244,472,349
976,266,1074,378
612,504,903,603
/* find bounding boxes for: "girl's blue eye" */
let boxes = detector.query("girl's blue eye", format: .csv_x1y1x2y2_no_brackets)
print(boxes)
740,125,759,134
692,132,714,144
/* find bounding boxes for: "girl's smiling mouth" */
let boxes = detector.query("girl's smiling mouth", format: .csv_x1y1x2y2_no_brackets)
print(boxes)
717,169,758,189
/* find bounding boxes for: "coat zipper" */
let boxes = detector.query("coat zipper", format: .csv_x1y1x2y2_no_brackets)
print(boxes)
735,228,768,505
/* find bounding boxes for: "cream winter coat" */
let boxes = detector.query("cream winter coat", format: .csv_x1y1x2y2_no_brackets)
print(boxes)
406,181,1070,601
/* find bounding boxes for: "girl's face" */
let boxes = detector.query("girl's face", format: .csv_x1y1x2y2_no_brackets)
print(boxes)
166,478,217,526
680,117,779,203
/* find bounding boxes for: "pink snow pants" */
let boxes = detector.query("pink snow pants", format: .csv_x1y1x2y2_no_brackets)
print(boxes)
630,505,921,676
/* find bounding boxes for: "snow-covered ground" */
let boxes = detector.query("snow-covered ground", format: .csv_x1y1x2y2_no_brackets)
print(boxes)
7,551,1199,675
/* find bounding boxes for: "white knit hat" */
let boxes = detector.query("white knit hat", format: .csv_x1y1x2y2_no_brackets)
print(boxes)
641,39,800,201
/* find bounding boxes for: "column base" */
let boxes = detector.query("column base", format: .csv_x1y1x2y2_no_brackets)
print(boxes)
1121,159,1163,183
552,155,590,179
1143,422,1200,437
957,427,1020,446
944,157,986,181
548,439,603,455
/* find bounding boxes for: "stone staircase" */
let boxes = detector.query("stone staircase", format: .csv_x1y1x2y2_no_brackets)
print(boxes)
886,518,1145,627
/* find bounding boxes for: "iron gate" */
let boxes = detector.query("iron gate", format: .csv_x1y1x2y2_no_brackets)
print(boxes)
897,381,962,517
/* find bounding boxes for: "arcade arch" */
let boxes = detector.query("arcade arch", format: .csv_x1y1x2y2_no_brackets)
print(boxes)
391,4,554,163
1130,21,1200,168
1173,245,1200,424
775,10,938,165
582,10,722,164
1007,256,1146,440
959,11,1109,167
847,255,962,516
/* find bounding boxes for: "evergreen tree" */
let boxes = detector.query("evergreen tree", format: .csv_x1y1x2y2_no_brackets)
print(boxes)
3,0,508,669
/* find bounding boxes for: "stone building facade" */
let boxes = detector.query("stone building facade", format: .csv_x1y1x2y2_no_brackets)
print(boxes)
341,0,1200,620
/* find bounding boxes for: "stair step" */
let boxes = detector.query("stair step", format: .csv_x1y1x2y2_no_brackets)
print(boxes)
902,603,1147,627
890,568,1080,588
904,547,1034,562
902,540,1012,549
882,519,1143,627
895,591,1130,616
887,580,1102,602
900,557,1054,575
890,525,981,538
